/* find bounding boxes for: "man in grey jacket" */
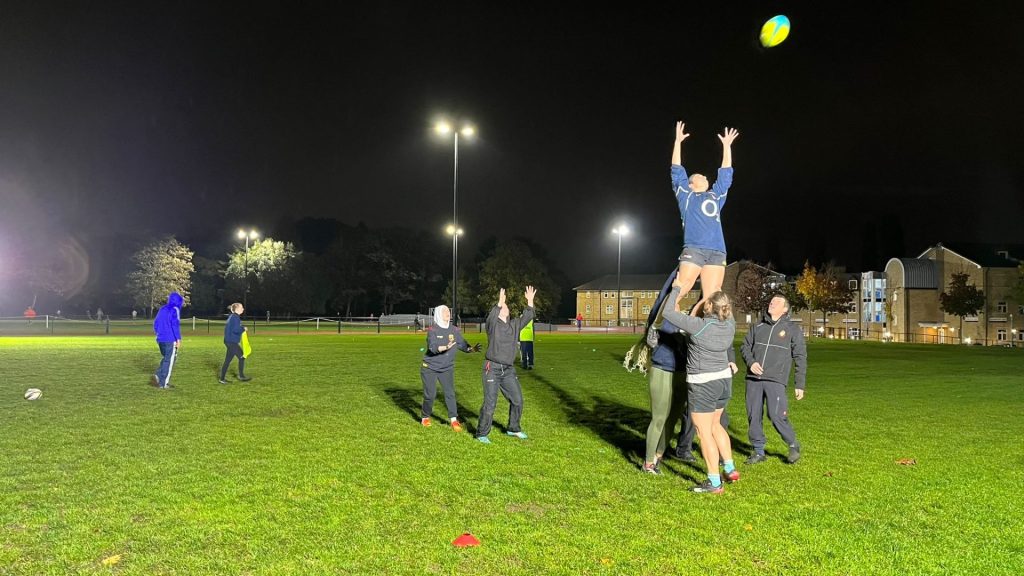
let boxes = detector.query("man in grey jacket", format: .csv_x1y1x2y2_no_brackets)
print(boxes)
475,286,536,444
740,294,808,464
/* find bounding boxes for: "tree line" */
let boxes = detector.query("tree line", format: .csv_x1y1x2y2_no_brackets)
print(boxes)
1,218,566,320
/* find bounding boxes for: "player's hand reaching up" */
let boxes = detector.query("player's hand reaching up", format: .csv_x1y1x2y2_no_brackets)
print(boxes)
718,127,739,146
524,285,537,306
675,121,690,143
498,288,506,306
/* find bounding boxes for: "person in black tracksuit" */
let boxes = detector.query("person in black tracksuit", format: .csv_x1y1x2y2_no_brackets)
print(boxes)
420,304,481,430
740,294,808,464
475,286,536,443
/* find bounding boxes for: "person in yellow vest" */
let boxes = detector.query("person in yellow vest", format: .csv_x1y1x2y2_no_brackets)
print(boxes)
519,319,535,370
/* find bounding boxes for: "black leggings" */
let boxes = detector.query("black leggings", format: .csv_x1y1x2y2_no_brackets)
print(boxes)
219,342,247,379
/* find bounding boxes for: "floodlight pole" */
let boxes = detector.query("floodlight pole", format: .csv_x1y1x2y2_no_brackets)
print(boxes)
452,131,459,324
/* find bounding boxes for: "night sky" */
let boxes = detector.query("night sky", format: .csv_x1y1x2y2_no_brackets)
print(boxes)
2,2,1022,285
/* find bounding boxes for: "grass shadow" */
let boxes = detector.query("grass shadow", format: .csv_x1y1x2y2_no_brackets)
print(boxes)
383,387,421,423
524,371,702,478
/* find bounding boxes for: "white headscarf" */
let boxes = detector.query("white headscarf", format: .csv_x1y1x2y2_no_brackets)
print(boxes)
433,305,451,330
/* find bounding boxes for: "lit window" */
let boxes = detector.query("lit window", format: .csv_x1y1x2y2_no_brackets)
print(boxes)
585,304,591,313
605,305,614,314
642,305,651,314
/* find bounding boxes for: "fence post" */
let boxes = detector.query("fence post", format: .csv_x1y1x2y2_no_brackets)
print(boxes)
208,319,211,334
337,317,341,333
192,316,196,331
46,314,50,330
316,317,320,331
296,321,300,334
251,318,256,335
377,318,381,334
105,317,110,335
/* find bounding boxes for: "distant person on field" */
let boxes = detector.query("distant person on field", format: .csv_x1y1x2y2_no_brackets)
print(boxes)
740,294,807,465
96,307,104,322
219,302,252,384
475,286,536,444
519,319,535,369
419,304,480,431
132,309,138,320
576,312,583,331
152,292,184,389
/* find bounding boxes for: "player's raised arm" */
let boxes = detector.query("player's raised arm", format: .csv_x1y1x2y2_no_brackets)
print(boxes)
672,121,689,166
718,127,738,169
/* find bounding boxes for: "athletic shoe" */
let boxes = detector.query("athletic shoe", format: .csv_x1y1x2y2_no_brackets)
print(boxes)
506,431,528,440
642,462,661,475
674,448,697,463
218,379,228,384
450,420,464,433
724,469,741,483
690,480,724,494
476,436,491,444
787,446,801,464
421,418,432,427
238,377,252,382
745,453,767,465
150,375,160,387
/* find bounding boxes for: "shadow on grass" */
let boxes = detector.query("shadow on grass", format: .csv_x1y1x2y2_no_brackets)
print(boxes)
383,387,484,431
522,371,706,478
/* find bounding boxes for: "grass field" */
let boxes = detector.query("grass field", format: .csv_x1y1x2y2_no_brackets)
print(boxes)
1,333,1022,575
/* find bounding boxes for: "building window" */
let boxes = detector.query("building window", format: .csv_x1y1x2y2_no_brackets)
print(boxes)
997,302,1007,313
586,291,592,299
605,305,614,315
997,329,1007,341
585,304,591,313
1019,305,1024,314
849,302,857,313
623,291,633,298
602,292,610,299
1017,331,1023,342
848,279,858,290
642,305,651,314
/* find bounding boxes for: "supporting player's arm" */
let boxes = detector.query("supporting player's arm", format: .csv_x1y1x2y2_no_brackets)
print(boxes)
672,121,689,166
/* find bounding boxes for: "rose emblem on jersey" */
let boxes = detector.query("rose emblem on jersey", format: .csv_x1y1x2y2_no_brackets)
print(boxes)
778,330,786,338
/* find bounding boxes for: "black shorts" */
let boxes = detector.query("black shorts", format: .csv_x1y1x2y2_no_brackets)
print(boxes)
687,377,733,413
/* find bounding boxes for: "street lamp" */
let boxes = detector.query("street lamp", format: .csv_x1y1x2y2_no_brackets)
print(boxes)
611,224,629,327
435,119,475,325
445,224,464,320
236,228,259,309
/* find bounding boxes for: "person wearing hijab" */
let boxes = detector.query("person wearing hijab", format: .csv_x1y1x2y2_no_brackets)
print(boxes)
420,305,481,431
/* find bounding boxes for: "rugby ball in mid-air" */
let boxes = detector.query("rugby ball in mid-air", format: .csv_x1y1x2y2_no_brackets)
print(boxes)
760,15,791,48
24,388,42,401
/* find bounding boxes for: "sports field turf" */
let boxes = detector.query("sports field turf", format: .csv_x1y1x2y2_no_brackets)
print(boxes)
1,334,1022,575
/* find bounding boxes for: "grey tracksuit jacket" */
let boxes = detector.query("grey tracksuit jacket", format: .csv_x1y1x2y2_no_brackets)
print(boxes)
661,287,736,379
740,311,807,390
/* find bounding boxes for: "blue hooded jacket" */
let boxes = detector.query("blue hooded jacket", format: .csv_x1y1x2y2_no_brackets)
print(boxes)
154,292,184,343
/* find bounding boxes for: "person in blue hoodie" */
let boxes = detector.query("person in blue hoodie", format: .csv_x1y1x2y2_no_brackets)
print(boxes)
219,302,251,384
152,292,184,388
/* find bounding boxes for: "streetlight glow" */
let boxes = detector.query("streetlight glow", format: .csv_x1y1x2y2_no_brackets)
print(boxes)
460,126,475,137
435,121,452,135
612,224,629,236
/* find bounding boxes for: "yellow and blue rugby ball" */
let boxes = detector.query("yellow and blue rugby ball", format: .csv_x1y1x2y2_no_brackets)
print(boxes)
760,15,790,48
